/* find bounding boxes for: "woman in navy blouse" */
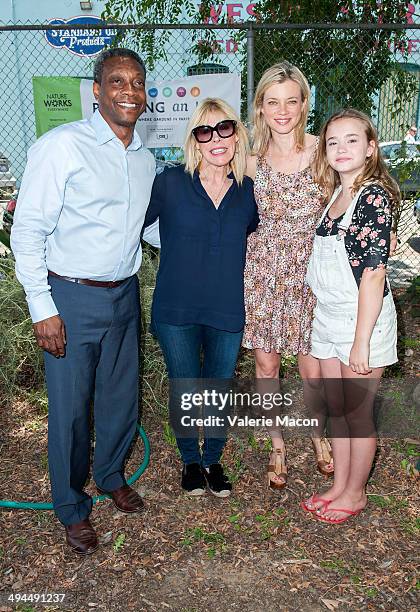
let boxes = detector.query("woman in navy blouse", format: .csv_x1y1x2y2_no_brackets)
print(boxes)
144,98,258,497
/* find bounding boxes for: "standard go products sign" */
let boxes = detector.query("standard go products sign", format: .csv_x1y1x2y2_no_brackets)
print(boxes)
45,16,117,57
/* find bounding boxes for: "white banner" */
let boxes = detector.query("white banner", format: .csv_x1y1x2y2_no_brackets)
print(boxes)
80,73,241,148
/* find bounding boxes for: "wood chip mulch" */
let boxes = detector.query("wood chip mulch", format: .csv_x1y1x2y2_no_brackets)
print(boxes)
0,289,418,612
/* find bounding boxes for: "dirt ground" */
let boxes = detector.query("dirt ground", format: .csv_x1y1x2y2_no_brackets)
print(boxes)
0,287,418,612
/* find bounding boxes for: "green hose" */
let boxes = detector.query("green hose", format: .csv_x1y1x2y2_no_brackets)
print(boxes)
0,424,150,510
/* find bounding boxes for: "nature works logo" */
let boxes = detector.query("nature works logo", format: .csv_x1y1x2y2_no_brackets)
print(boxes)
45,16,117,57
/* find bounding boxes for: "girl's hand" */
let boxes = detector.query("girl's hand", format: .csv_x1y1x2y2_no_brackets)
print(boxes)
349,340,372,375
389,231,398,257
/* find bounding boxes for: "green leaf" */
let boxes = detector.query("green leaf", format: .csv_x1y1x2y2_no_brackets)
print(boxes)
113,532,126,552
0,229,10,249
207,547,216,559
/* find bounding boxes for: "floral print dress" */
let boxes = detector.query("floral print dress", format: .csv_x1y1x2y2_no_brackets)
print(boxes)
243,155,324,355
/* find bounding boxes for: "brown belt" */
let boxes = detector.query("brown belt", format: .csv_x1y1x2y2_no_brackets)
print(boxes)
48,270,128,288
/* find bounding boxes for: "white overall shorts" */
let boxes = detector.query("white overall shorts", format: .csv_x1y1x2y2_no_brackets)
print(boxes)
306,186,398,368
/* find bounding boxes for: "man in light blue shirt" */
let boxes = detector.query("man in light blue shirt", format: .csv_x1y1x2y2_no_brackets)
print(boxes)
11,48,159,555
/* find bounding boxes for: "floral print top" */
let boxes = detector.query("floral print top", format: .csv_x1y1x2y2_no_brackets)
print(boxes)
316,183,392,296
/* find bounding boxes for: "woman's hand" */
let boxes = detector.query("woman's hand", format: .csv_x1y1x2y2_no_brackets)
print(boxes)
349,339,371,375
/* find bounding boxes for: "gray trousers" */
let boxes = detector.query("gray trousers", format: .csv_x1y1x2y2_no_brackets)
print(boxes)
44,275,140,525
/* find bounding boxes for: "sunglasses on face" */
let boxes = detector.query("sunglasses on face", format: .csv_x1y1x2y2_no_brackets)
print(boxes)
192,119,237,143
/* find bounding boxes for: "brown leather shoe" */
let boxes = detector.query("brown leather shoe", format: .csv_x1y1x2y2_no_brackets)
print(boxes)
98,484,145,513
65,518,98,555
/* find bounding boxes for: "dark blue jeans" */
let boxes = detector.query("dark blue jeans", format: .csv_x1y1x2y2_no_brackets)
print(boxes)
153,322,243,466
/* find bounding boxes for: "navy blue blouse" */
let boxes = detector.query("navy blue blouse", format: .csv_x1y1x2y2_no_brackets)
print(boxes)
143,164,259,332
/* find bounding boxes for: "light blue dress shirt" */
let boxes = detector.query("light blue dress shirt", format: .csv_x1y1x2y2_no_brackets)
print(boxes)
11,110,159,323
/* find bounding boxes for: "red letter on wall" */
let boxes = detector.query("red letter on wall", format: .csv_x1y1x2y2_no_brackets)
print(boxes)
200,4,224,24
246,3,256,17
227,3,243,23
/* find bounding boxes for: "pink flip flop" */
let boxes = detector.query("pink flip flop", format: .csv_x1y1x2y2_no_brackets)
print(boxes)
315,503,363,524
300,493,331,513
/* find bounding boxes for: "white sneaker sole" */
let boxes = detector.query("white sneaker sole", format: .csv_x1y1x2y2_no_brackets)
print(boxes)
184,487,205,496
207,487,231,498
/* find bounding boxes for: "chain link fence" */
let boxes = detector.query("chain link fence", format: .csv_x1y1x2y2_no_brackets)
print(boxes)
0,21,419,285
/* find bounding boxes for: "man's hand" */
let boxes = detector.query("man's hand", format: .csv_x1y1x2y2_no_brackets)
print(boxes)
33,315,66,357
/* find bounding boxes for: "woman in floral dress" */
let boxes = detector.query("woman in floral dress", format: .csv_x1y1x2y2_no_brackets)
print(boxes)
243,62,334,488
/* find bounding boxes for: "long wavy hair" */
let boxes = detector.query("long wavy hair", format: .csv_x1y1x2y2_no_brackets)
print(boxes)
184,98,249,184
313,108,400,206
252,61,311,156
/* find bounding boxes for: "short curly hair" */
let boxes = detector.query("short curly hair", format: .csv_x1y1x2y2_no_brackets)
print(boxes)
93,48,146,84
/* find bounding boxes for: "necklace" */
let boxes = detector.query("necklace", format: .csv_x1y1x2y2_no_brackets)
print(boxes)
200,173,228,208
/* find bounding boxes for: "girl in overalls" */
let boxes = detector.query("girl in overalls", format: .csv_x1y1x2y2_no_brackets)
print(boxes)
302,108,399,524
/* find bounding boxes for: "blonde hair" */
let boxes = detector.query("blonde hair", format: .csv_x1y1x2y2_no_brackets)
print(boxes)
252,61,311,156
184,97,249,184
313,108,400,206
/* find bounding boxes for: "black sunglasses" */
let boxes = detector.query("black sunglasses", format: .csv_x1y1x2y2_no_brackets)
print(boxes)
192,119,237,143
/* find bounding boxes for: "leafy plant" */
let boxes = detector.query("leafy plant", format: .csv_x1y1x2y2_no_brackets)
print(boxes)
255,509,290,540
207,546,217,558
320,558,348,575
102,1,415,133
400,516,420,535
0,228,10,249
15,537,27,546
181,527,227,556
0,257,44,405
0,194,16,249
34,510,52,528
250,0,414,133
403,276,419,318
102,0,201,71
247,434,259,450
113,532,126,552
40,453,48,471
369,494,409,511
225,451,244,485
369,494,390,508
400,337,420,348
162,420,178,450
